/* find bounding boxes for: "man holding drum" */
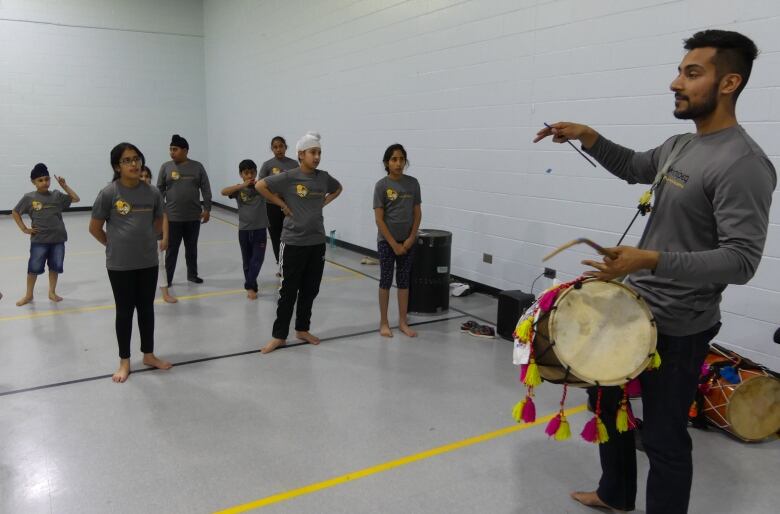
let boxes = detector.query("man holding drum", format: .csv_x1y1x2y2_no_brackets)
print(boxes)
535,30,775,513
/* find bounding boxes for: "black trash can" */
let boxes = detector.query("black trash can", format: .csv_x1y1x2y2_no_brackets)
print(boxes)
409,229,452,314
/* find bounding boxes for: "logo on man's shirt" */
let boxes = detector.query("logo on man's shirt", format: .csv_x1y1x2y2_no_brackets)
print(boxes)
663,167,690,189
240,190,252,203
272,167,281,175
171,170,181,180
386,189,398,201
296,184,309,198
115,200,132,216
32,201,43,211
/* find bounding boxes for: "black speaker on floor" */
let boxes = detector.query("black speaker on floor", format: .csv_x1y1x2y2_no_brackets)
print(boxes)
496,290,535,341
409,229,452,314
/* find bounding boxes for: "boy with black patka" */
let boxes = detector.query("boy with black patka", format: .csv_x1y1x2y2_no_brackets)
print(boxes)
255,132,342,354
221,159,268,300
12,163,80,306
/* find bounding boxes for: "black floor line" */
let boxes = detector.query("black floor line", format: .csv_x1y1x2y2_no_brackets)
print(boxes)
0,314,466,398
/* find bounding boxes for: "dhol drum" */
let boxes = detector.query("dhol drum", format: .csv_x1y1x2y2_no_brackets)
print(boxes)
524,278,657,387
696,345,780,442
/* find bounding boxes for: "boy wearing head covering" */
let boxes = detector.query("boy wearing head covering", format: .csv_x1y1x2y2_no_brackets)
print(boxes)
157,134,213,286
11,163,81,305
255,132,343,353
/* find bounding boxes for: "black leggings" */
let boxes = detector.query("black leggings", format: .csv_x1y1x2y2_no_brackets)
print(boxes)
107,266,158,359
266,204,284,264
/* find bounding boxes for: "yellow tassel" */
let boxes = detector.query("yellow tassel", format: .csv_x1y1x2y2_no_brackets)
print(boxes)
616,402,629,433
596,418,610,443
639,190,652,207
512,399,526,423
647,352,662,370
555,416,571,441
523,359,542,387
515,317,533,342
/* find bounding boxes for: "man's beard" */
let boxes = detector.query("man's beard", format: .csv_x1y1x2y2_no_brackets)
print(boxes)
673,84,719,120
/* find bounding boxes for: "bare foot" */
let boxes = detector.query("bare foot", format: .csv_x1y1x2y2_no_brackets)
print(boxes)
143,354,173,370
112,360,131,383
161,287,178,303
16,295,33,306
296,331,320,345
399,323,417,338
49,292,63,302
261,338,287,354
570,491,626,511
380,324,394,338
247,290,258,300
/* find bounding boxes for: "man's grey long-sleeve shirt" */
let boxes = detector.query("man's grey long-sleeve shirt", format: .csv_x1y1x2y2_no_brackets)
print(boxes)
585,125,775,336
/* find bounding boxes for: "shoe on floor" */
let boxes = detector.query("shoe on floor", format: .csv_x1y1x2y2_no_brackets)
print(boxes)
188,276,204,284
469,324,495,338
460,320,480,332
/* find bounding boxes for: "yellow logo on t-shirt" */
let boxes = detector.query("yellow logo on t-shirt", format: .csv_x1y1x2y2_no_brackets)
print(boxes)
32,200,43,211
239,190,251,203
272,167,281,175
296,184,309,198
386,189,398,201
115,200,132,216
171,170,181,180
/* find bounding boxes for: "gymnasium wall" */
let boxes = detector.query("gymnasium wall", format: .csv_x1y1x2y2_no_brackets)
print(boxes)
203,0,780,369
0,0,208,210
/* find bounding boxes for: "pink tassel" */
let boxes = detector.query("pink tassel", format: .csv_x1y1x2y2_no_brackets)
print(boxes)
522,395,536,423
581,416,598,443
538,288,559,312
700,362,710,376
625,378,641,397
520,363,528,383
545,413,562,437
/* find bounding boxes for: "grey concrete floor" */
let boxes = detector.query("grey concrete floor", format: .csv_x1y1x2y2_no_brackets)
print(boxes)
0,208,777,514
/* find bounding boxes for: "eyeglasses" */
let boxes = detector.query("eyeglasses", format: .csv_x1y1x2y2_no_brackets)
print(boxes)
119,157,143,166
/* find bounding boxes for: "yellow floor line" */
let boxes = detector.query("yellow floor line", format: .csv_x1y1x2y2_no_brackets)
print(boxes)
214,404,588,513
0,272,361,322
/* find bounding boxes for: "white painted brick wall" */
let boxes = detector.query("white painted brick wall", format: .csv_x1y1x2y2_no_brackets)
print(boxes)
0,0,207,211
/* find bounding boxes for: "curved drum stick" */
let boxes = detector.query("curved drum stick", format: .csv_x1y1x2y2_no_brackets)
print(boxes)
543,238,619,262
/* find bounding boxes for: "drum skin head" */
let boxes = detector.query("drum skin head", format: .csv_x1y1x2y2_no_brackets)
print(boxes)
727,375,780,441
548,280,657,386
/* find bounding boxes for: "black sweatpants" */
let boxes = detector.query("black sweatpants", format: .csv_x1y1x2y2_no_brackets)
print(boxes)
589,323,720,514
107,266,158,359
166,220,200,285
272,243,326,339
266,204,284,264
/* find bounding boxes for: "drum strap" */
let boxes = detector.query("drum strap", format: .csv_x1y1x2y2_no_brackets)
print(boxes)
616,133,696,246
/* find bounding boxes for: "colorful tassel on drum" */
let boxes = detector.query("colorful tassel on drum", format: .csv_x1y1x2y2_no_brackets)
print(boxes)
514,317,533,343
545,384,571,441
688,400,698,418
512,391,537,424
719,366,741,384
582,388,610,444
616,388,637,433
625,378,641,397
523,358,542,387
538,288,559,312
647,351,662,370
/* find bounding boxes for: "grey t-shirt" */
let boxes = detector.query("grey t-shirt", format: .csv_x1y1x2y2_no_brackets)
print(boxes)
230,186,268,230
585,125,776,336
91,181,164,271
157,159,212,222
373,175,421,242
259,156,298,179
263,167,341,246
14,190,72,244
